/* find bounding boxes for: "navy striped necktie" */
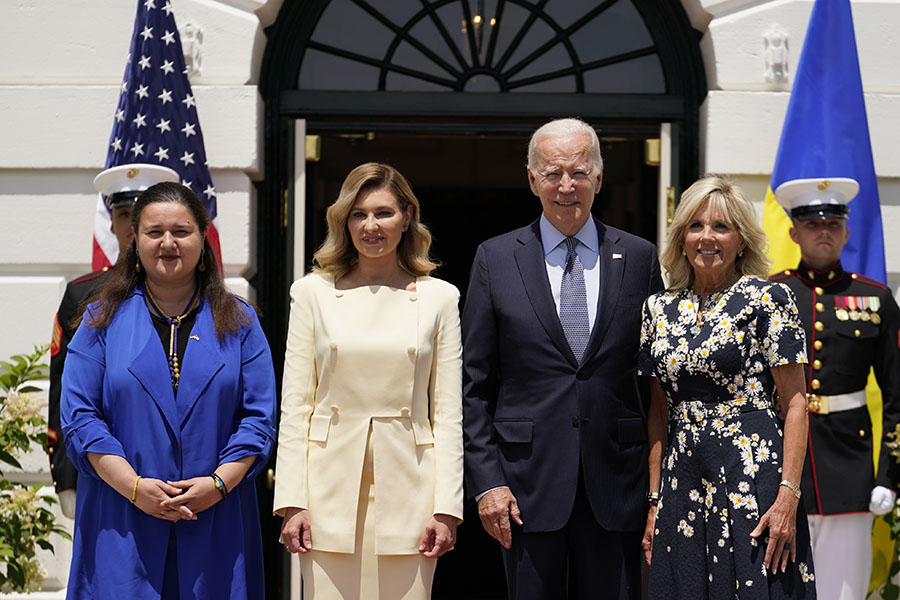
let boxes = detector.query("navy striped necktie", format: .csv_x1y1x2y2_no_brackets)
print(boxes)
560,236,589,362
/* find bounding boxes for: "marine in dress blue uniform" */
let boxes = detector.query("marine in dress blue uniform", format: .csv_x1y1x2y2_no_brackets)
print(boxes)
48,164,179,518
771,177,900,600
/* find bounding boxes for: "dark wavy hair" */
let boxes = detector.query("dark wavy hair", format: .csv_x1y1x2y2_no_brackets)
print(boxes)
79,182,250,340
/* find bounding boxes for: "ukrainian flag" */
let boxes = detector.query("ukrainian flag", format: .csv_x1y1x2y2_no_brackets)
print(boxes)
760,0,893,593
763,0,885,282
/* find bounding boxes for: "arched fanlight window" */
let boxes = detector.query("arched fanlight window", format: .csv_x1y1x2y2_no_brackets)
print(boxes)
299,0,666,93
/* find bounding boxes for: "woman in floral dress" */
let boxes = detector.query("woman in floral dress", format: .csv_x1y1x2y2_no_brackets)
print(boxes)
640,175,816,598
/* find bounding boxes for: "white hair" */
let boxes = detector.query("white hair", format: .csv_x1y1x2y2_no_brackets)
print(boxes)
527,118,603,174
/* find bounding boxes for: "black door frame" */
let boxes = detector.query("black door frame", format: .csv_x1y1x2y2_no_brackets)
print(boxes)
258,0,705,335
255,2,706,596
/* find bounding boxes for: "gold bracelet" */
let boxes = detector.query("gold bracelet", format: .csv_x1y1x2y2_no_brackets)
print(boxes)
131,475,142,503
647,491,660,506
779,479,801,499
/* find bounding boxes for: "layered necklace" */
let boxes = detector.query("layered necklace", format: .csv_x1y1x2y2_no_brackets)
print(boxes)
145,285,200,391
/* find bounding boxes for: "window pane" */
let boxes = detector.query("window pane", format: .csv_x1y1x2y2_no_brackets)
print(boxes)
435,2,469,65
504,17,556,74
391,40,457,80
583,54,665,94
299,48,381,90
542,0,592,29
310,0,394,59
409,15,465,72
463,0,499,65
507,42,572,83
570,1,653,64
386,71,455,91
489,2,529,68
360,0,421,27
510,74,576,93
462,74,502,92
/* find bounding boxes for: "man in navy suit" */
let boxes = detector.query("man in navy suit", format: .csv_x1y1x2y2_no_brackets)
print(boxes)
462,118,663,599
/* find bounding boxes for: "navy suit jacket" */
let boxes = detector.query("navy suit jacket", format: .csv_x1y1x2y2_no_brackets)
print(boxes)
462,216,663,533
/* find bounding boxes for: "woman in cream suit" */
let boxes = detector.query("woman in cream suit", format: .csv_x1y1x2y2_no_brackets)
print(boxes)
274,163,464,599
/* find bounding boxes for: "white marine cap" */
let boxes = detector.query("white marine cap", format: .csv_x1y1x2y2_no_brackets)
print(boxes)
774,177,858,221
93,163,180,209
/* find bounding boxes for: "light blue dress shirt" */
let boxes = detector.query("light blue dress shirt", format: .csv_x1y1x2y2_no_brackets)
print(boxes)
539,214,599,332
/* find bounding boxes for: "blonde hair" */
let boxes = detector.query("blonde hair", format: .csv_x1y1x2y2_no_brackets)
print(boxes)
527,118,603,174
312,163,437,279
661,175,771,291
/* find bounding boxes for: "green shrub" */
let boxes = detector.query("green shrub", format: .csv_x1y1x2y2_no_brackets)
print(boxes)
0,345,70,592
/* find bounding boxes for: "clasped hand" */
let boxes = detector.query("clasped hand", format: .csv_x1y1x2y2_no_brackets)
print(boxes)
132,476,222,522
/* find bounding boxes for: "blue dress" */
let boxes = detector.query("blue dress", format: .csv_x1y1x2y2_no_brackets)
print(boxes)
62,290,276,599
639,277,816,599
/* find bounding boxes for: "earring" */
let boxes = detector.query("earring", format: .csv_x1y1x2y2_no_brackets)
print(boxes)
198,248,206,272
738,250,744,257
681,249,686,257
135,262,141,273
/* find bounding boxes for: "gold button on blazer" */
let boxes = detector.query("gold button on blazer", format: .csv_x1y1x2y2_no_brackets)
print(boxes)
273,273,464,554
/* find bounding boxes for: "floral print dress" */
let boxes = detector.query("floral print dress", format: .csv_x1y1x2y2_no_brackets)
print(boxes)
639,276,816,599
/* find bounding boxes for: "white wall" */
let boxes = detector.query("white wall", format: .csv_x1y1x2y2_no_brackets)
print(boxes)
0,0,274,594
0,0,269,363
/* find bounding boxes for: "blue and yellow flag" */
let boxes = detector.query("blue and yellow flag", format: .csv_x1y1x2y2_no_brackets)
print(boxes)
763,0,885,282
761,1,893,592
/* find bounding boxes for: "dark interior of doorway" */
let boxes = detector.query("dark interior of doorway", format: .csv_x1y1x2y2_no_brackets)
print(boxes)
304,131,659,598
305,132,660,297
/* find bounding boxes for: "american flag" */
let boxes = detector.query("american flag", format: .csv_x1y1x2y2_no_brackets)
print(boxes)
94,0,222,271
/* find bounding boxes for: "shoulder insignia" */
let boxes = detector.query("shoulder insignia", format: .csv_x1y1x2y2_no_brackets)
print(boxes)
769,270,793,281
850,272,887,290
70,267,109,286
50,314,62,356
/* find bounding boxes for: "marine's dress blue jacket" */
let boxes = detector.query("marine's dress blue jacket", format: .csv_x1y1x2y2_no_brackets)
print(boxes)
62,289,276,599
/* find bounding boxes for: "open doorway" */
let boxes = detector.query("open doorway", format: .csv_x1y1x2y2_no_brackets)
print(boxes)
300,129,659,598
304,131,660,298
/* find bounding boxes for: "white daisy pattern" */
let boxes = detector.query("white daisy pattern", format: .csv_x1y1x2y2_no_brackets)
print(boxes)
640,277,816,598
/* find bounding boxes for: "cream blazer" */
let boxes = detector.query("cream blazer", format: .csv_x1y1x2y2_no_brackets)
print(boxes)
273,273,464,555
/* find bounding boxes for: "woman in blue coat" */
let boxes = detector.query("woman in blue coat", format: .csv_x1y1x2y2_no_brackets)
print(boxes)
61,181,276,599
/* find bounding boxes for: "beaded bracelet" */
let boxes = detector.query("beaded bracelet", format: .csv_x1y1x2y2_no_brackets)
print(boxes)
131,475,142,503
210,473,228,499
